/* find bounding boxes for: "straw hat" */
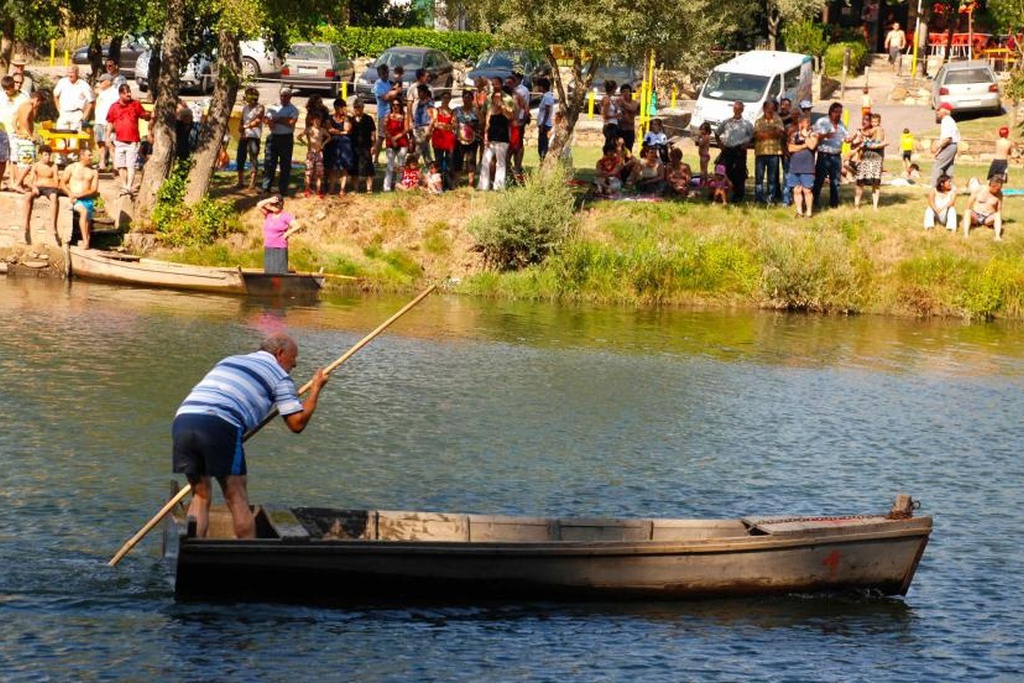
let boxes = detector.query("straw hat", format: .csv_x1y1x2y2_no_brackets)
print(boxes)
11,54,28,67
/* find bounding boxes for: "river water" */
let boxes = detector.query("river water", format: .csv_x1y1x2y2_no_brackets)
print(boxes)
0,276,1021,681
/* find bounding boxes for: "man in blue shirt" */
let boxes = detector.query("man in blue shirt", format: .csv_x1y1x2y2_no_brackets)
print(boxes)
373,65,398,163
172,333,328,538
812,102,852,210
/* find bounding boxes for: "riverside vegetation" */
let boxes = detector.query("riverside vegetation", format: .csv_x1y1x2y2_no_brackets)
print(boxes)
152,147,1024,322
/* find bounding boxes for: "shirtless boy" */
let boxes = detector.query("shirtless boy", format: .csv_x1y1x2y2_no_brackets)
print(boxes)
21,145,62,245
11,91,43,191
988,127,1013,183
60,147,99,249
963,177,1003,241
299,113,330,197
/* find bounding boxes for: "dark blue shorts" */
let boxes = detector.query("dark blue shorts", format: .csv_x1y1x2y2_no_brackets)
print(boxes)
172,413,245,481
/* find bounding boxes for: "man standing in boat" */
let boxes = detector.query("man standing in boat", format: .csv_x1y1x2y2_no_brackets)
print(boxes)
172,333,328,539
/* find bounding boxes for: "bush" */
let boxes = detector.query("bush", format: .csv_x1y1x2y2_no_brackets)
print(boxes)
469,166,577,271
822,41,869,77
314,27,495,61
152,162,241,248
782,21,829,60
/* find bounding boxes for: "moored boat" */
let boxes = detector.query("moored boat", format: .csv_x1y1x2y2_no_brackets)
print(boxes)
69,247,247,294
69,247,326,297
167,493,931,605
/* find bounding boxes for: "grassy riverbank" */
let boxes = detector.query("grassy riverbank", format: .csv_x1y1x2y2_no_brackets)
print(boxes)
160,145,1024,321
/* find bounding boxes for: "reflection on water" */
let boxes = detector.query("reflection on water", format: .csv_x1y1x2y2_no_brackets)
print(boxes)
1,276,1022,680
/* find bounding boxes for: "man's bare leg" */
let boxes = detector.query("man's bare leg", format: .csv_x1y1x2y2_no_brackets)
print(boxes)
220,475,255,539
76,205,91,249
21,193,33,244
186,476,214,538
49,197,60,245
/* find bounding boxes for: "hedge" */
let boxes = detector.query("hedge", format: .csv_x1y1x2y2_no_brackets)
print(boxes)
314,27,496,61
822,41,869,77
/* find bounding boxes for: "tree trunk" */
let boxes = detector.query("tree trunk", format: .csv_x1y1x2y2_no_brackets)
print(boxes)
0,17,14,71
183,30,241,205
89,33,103,81
542,50,594,171
767,14,780,51
133,0,186,228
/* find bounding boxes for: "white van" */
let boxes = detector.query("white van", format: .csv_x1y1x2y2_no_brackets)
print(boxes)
690,51,813,134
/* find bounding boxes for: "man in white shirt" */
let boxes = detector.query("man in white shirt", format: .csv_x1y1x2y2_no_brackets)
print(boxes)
932,102,960,186
715,100,754,202
53,65,94,131
535,77,555,161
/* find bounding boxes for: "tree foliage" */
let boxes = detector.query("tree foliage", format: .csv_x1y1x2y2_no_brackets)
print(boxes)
452,0,750,166
766,0,827,51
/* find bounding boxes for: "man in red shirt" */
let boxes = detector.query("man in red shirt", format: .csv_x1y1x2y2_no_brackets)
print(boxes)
106,84,151,196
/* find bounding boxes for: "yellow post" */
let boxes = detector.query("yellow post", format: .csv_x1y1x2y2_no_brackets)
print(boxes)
64,50,69,66
342,81,348,100
588,89,595,120
50,39,56,67
841,109,850,156
671,85,677,109
911,25,920,78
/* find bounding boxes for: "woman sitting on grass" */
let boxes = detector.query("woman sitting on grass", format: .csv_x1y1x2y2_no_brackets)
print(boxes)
629,145,666,196
595,143,624,197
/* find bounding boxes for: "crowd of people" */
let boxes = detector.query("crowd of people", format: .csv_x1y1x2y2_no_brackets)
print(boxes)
0,56,1013,246
232,65,561,198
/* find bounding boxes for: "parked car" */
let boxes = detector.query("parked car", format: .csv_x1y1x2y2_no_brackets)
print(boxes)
135,50,213,94
355,46,454,104
240,39,282,80
280,42,354,97
464,49,550,100
931,60,1002,115
569,62,643,100
71,35,149,77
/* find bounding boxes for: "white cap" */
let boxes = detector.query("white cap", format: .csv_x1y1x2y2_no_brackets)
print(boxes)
799,99,812,109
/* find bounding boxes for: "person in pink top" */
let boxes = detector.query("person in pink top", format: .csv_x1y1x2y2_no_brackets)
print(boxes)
257,194,303,273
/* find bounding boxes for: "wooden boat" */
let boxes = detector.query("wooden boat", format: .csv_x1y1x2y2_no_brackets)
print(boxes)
69,247,247,294
69,247,325,297
239,269,325,297
166,493,931,604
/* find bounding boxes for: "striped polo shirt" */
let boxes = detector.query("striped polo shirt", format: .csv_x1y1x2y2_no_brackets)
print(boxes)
175,350,304,430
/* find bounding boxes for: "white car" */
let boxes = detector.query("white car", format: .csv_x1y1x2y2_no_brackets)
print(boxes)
135,50,213,93
240,39,282,80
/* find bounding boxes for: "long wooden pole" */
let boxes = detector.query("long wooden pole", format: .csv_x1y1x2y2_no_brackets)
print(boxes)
108,284,437,567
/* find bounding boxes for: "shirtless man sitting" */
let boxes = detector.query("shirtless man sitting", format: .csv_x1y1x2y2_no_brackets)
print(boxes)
60,147,99,249
21,145,63,245
963,177,1003,241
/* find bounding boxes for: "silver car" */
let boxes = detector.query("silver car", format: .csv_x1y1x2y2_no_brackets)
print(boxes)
932,60,1002,115
135,50,213,93
240,39,282,80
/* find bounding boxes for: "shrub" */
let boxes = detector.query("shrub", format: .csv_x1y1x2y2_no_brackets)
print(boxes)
759,229,862,313
313,27,495,61
782,21,829,60
152,162,241,248
468,166,577,271
822,41,869,77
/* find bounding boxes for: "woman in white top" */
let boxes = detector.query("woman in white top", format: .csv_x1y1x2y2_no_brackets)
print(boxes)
924,174,957,231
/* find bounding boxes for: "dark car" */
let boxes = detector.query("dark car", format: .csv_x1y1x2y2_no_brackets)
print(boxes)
570,62,643,100
281,42,355,98
355,46,454,105
464,49,550,101
71,36,149,77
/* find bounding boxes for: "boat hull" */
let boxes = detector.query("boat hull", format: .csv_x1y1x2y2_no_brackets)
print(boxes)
69,247,247,294
240,271,324,298
170,502,931,605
